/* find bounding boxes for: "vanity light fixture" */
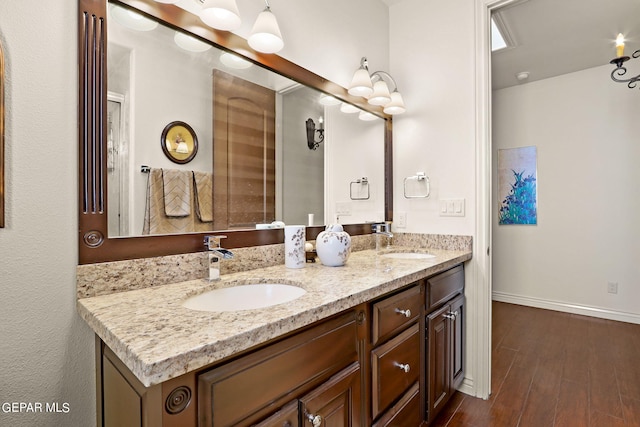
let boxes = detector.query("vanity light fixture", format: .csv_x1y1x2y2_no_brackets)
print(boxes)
610,33,640,89
306,117,324,150
174,31,212,52
319,94,341,106
110,4,159,31
358,111,378,121
199,0,242,31
197,0,284,54
219,52,253,69
248,1,284,54
340,102,359,114
347,57,406,114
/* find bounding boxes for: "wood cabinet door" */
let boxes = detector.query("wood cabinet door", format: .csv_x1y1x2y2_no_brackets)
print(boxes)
426,304,451,423
299,362,361,427
449,294,464,390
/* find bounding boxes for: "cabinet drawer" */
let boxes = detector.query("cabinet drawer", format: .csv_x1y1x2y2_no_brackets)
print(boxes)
426,265,464,311
372,382,421,427
372,285,421,346
371,323,420,419
198,311,359,427
254,400,298,427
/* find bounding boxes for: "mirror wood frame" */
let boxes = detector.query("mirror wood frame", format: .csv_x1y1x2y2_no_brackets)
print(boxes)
78,0,393,264
0,39,4,229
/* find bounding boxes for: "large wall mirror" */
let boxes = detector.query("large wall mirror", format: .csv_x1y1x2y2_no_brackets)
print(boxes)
79,0,393,264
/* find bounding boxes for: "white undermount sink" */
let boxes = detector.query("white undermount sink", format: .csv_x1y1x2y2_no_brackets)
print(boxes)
380,252,436,260
182,283,307,312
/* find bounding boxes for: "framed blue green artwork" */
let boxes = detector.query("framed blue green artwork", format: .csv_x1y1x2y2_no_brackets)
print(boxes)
497,146,537,225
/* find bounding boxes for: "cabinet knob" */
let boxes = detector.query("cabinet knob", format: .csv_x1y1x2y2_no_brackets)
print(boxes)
395,362,411,373
306,413,322,426
395,308,411,318
444,310,458,320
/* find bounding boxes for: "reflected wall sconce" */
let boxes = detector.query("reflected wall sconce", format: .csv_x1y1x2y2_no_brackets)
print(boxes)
196,0,284,54
348,57,406,114
306,117,324,150
610,33,640,89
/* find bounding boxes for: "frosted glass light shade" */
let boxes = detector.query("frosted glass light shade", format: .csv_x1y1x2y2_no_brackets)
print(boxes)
153,0,179,3
200,0,241,31
348,68,373,97
358,111,377,121
174,32,212,52
340,103,360,114
383,91,406,115
219,52,252,69
319,94,341,106
248,8,284,54
110,5,158,31
368,80,391,106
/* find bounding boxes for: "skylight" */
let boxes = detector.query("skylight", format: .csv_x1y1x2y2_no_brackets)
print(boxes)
491,17,507,51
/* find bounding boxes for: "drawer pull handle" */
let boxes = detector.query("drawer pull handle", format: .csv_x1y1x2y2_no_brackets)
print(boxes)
395,308,411,318
306,413,322,426
395,362,411,373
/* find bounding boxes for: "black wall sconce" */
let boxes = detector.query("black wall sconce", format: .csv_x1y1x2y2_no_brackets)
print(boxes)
306,117,324,150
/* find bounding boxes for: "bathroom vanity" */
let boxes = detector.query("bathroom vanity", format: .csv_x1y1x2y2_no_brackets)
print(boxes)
78,248,470,426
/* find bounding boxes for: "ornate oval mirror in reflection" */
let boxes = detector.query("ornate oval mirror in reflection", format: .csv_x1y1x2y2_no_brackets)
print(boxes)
78,0,392,264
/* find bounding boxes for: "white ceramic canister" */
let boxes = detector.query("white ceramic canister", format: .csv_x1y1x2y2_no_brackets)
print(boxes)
315,224,351,267
284,225,306,268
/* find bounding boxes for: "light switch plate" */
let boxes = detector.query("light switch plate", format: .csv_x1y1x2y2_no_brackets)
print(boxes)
396,212,407,228
336,202,351,216
439,199,465,217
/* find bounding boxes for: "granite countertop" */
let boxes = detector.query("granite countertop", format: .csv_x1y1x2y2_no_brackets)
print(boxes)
77,247,471,387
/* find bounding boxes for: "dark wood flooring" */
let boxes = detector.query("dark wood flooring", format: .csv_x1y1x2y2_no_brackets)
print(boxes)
431,301,640,427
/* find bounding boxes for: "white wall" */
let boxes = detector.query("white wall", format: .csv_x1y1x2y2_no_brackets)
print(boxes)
0,1,96,426
0,1,389,426
388,0,491,399
325,107,386,224
388,0,476,235
492,64,640,321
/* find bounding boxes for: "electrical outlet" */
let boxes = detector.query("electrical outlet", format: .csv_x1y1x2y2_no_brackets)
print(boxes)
607,282,618,294
396,212,407,228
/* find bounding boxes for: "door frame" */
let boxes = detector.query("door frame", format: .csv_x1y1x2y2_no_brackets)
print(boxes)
472,0,521,400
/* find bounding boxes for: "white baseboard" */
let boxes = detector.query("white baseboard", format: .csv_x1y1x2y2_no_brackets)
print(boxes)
492,291,640,325
457,377,477,398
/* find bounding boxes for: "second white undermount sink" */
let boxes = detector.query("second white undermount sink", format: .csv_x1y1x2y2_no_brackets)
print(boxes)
183,284,306,312
380,252,436,260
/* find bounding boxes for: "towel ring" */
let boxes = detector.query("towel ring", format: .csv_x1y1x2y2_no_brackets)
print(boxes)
350,177,370,200
403,172,430,198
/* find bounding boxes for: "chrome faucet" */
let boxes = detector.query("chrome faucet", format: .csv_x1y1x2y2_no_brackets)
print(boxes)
373,222,393,250
204,235,234,281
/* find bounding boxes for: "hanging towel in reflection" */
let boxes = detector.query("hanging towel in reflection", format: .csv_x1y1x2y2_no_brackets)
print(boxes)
193,171,213,223
143,168,214,234
162,169,191,217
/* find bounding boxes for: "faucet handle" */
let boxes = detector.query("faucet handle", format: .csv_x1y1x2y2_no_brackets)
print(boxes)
204,235,227,250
